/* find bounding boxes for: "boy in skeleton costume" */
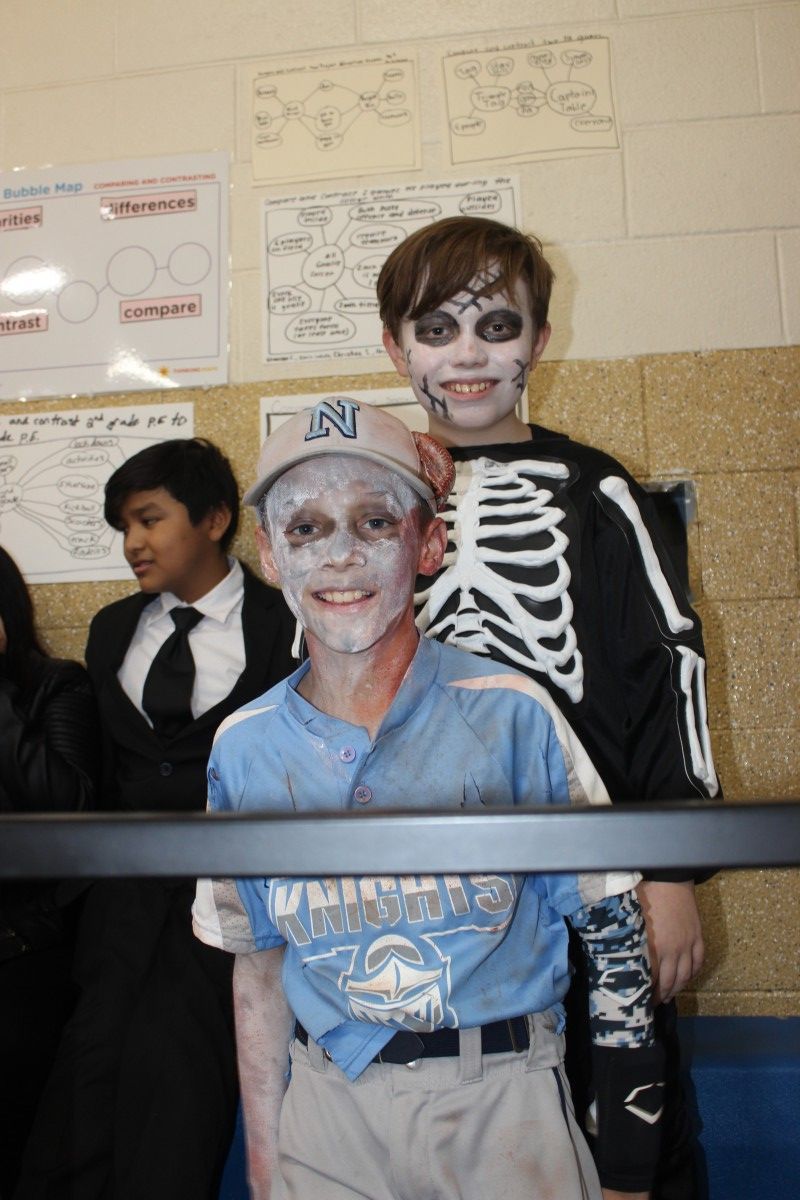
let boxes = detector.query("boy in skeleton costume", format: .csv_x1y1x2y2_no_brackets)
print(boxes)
379,216,719,1199
193,401,663,1200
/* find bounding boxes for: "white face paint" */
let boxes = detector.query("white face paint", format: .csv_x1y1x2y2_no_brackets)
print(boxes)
263,457,425,656
393,277,538,436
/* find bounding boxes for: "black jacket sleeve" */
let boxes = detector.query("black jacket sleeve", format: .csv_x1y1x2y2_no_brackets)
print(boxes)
591,469,720,880
0,658,98,814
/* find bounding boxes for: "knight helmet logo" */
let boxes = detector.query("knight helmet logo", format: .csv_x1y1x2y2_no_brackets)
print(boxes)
343,934,450,1032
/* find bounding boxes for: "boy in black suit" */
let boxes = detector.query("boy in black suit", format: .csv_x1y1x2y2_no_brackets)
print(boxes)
17,439,295,1200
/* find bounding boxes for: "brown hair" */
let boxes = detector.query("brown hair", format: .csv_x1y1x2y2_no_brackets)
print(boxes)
377,216,555,340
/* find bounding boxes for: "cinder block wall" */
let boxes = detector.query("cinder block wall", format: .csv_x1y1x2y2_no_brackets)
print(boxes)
1,0,798,1015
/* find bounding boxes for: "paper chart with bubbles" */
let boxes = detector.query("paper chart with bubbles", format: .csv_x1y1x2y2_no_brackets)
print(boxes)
0,153,228,400
443,36,618,165
0,402,193,583
249,52,420,185
261,176,520,367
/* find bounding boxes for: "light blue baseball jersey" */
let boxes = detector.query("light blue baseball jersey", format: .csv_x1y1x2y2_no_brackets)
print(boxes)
193,636,636,1080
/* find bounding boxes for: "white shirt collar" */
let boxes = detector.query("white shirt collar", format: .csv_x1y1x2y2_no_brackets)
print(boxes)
150,558,244,626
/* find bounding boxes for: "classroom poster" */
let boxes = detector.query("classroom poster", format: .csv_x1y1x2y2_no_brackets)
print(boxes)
0,402,194,583
0,153,228,400
261,176,520,366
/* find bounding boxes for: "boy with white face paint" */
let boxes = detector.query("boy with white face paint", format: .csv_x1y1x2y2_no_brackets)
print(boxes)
193,400,665,1200
388,282,547,445
261,459,429,661
379,216,720,1200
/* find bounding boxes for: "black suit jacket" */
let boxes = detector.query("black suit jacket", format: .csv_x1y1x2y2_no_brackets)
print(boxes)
85,563,296,812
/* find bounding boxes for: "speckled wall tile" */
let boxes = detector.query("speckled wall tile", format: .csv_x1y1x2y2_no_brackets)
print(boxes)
642,347,800,476
530,358,647,478
696,472,799,600
700,599,800,730
32,581,131,634
713,729,800,801
680,992,798,1017
40,625,94,665
690,869,800,995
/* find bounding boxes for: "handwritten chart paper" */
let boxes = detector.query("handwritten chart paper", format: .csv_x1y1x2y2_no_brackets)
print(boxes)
0,402,194,582
0,153,228,400
443,37,618,166
261,176,520,366
250,52,421,185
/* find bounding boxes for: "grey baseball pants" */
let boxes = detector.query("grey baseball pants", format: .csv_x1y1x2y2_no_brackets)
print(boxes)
271,1011,601,1200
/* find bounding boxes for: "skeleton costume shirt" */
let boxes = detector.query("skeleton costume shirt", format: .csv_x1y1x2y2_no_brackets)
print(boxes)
193,636,654,1082
415,425,718,879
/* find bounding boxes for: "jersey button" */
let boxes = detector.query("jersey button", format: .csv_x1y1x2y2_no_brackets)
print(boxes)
353,785,372,805
159,761,173,777
339,746,356,763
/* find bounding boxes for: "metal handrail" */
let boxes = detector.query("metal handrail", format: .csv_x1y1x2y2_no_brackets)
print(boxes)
0,801,797,878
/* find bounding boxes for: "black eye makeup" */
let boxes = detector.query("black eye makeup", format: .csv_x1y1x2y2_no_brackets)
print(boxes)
413,311,458,345
412,306,524,347
475,309,524,342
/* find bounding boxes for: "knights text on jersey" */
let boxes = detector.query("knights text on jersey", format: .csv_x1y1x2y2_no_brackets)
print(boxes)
193,637,637,1080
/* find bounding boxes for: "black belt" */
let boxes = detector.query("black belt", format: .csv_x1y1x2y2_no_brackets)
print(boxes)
294,1016,530,1065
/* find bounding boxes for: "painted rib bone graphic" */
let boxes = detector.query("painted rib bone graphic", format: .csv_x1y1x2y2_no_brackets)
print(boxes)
415,456,584,704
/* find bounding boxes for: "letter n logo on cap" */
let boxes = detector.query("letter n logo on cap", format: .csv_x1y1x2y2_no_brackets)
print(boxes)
305,398,360,442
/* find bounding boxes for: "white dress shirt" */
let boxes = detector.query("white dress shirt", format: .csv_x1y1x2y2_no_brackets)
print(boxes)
117,558,247,725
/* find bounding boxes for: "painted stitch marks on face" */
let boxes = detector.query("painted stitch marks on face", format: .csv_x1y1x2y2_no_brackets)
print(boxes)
421,373,452,422
404,347,452,422
452,270,501,314
393,277,537,437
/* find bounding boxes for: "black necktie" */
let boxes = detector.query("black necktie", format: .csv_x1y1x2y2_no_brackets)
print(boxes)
142,606,204,738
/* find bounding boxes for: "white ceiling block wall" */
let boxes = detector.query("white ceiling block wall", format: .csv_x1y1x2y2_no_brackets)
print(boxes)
0,0,797,365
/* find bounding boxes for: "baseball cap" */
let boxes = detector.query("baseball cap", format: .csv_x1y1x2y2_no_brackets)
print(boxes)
244,398,442,512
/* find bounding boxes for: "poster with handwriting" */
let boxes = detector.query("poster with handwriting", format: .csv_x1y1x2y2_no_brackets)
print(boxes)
249,52,420,185
261,176,520,366
0,402,194,582
443,36,618,165
0,153,228,400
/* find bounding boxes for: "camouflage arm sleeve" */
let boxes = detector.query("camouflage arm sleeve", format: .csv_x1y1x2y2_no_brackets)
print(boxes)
568,890,655,1049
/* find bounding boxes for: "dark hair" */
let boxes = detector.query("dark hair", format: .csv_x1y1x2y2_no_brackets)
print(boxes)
377,216,555,341
0,545,48,687
104,438,240,551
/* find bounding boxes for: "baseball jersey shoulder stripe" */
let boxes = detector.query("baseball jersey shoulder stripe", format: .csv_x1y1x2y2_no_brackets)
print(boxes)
213,703,279,745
